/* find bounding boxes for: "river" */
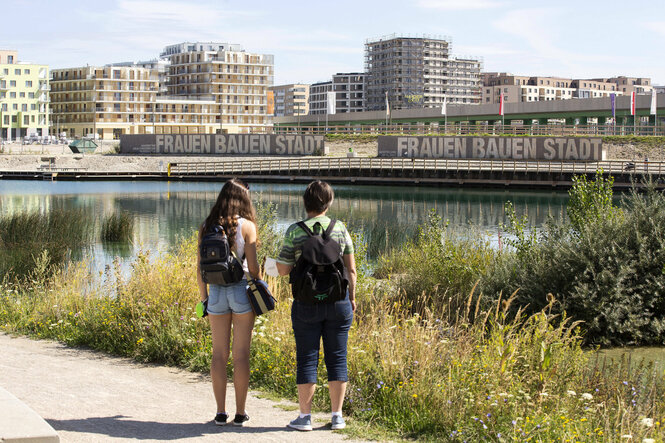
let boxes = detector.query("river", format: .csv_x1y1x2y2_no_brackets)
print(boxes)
0,180,570,267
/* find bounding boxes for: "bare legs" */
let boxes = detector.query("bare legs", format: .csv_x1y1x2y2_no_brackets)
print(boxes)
297,381,347,414
231,311,255,414
209,312,255,415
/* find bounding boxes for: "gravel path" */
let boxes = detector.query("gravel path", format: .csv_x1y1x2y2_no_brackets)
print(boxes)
0,333,366,442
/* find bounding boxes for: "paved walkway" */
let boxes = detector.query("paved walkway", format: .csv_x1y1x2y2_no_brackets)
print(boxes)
0,333,364,442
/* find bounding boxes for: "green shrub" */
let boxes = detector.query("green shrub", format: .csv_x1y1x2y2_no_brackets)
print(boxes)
374,211,492,313
482,180,665,346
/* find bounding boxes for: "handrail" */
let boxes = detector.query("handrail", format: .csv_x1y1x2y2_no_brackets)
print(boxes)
168,158,665,177
271,124,665,137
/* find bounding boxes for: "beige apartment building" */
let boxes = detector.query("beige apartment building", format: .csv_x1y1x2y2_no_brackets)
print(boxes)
163,42,274,133
1,50,50,141
592,76,653,95
50,65,218,139
482,73,620,104
270,84,309,116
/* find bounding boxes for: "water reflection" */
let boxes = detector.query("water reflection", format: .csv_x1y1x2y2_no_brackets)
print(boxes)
0,180,569,264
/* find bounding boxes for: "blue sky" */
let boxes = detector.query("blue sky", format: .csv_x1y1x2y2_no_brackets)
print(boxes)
2,0,664,85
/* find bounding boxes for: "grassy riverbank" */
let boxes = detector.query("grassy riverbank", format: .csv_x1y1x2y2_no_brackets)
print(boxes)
2,179,665,440
1,236,664,441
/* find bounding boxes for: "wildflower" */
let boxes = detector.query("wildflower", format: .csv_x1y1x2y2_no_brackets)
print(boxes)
539,392,549,397
643,439,655,443
412,394,418,399
566,390,577,397
641,418,654,428
137,338,144,344
581,393,593,401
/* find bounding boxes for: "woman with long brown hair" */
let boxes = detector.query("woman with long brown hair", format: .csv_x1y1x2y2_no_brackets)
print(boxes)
197,178,261,427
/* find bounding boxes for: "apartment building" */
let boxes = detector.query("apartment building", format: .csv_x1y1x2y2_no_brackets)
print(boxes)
570,79,617,98
110,59,170,94
482,73,619,104
50,65,218,139
309,81,332,115
163,42,274,133
270,84,309,116
593,76,653,95
308,73,365,115
332,73,365,113
0,50,50,141
364,35,482,111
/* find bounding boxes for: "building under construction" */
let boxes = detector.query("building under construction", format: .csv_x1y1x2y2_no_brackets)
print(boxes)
364,34,481,112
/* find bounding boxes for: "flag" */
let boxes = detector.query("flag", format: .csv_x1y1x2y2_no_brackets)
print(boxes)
327,91,336,115
499,92,504,116
441,96,447,116
651,89,657,115
385,91,390,117
630,91,636,116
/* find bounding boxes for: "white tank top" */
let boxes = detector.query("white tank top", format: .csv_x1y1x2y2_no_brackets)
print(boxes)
235,216,249,274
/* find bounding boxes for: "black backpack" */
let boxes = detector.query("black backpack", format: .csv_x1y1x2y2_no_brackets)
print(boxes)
199,224,244,285
290,219,348,304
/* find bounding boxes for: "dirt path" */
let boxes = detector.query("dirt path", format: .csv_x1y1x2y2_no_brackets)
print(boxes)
0,333,366,442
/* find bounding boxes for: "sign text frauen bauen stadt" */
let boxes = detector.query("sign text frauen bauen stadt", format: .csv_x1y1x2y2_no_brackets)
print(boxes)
378,136,605,161
120,134,325,155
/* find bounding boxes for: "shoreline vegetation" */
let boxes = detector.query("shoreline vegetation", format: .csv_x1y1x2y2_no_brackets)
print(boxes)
2,178,665,440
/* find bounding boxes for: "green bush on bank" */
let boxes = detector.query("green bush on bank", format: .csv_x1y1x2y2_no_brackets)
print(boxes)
481,176,665,346
374,211,492,314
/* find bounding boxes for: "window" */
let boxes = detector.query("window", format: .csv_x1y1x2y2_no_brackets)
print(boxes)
31,104,36,110
25,80,32,87
22,104,27,111
19,92,25,97
10,80,16,87
15,69,21,75
24,115,29,125
2,115,7,125
29,92,34,98
7,55,13,64
2,69,8,75
10,92,16,98
1,104,6,112
24,69,30,75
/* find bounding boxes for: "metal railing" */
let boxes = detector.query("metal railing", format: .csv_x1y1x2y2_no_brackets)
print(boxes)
169,158,665,178
271,124,665,137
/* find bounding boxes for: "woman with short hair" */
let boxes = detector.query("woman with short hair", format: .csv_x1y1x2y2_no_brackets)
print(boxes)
276,180,357,431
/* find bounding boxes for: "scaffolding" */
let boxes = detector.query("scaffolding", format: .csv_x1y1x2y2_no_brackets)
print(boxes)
364,35,481,111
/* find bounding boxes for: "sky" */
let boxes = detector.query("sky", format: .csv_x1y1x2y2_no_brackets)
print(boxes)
2,0,664,85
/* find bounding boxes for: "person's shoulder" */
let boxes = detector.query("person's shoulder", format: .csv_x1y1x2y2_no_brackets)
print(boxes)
285,222,304,236
330,218,349,232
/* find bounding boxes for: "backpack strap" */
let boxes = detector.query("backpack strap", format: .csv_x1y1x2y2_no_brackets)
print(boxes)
296,221,315,237
324,219,337,238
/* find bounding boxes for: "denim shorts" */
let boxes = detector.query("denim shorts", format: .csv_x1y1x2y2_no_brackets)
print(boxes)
291,295,353,384
207,280,252,315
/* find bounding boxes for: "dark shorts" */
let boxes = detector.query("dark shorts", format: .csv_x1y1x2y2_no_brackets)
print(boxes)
291,295,353,384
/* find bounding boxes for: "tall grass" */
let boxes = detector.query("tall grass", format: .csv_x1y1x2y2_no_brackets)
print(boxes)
374,211,493,314
1,239,664,441
101,211,134,242
0,209,93,279
2,183,665,439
